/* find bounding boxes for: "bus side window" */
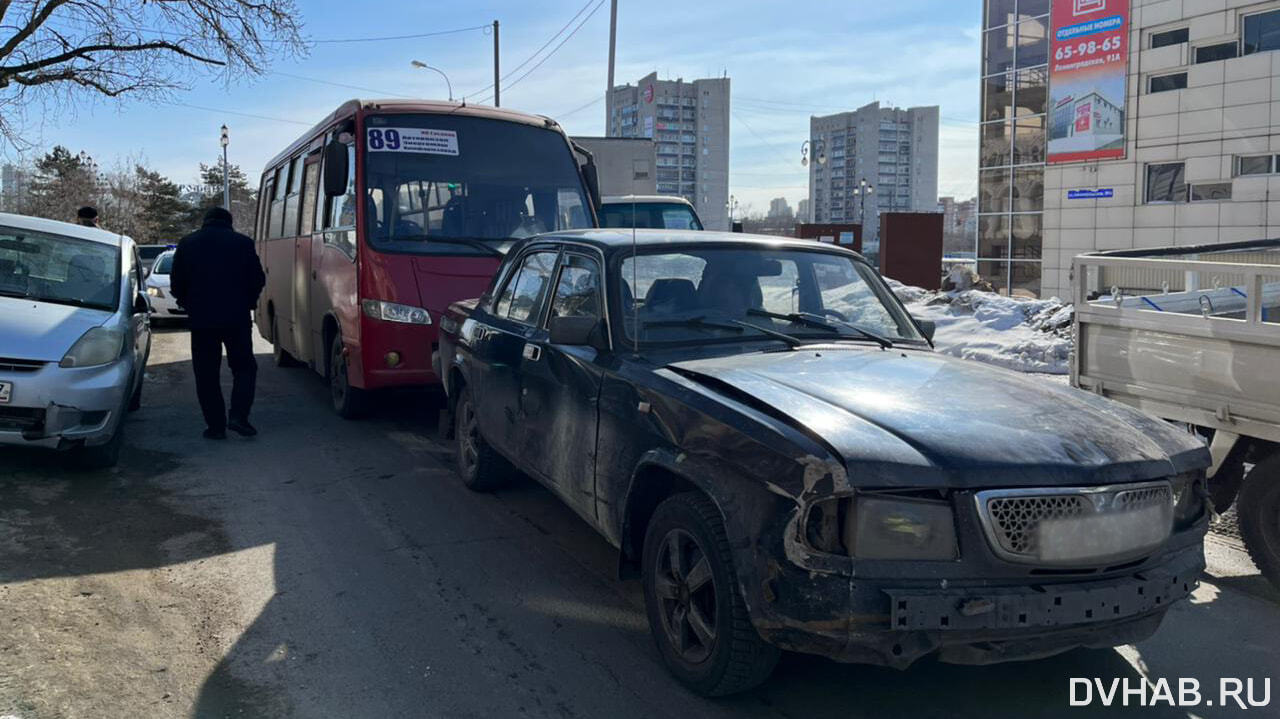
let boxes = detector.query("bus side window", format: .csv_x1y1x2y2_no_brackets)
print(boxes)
268,166,287,239
300,155,320,236
282,155,304,237
258,174,275,241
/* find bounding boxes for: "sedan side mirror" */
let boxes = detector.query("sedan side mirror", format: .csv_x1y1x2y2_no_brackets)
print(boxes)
913,317,936,342
549,315,605,349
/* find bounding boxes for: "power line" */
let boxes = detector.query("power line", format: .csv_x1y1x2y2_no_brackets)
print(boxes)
474,0,606,104
466,0,595,98
270,71,411,98
556,95,604,120
44,16,489,45
311,25,490,44
167,102,311,126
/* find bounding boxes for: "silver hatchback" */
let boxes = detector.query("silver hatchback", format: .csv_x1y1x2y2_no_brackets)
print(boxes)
0,213,151,468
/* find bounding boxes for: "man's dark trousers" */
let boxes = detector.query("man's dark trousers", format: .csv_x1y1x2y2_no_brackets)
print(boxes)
191,324,257,432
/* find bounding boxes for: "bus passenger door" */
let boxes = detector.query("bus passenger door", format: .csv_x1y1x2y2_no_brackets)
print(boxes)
293,156,321,365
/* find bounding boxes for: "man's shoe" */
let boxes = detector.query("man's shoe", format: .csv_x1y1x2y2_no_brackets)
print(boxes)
203,428,227,440
227,418,258,437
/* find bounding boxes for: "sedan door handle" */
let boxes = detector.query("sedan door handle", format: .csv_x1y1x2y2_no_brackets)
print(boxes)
522,343,542,362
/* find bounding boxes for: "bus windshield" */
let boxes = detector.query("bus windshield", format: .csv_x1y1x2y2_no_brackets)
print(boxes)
363,114,592,256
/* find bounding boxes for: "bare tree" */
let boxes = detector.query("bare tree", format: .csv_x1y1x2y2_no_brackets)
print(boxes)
0,0,305,146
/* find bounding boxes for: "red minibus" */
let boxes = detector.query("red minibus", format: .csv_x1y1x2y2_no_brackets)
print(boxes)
255,99,600,416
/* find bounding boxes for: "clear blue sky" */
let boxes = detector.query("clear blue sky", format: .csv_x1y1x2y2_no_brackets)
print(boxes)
12,0,982,214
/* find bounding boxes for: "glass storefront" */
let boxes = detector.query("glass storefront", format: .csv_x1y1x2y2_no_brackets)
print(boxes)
979,0,1047,297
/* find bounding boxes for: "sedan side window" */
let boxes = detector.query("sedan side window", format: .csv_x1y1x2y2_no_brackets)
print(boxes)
549,254,602,321
496,250,558,325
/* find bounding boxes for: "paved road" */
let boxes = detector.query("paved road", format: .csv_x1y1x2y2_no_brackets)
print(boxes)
1,329,1278,718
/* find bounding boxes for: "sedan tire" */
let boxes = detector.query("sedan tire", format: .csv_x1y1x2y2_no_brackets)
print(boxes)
642,492,779,696
454,384,514,491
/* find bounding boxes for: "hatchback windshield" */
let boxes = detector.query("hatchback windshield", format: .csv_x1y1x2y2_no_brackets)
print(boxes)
363,114,592,256
600,202,703,230
618,247,921,345
0,227,119,311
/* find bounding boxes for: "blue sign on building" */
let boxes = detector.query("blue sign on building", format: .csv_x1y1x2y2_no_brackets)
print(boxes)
1067,188,1114,200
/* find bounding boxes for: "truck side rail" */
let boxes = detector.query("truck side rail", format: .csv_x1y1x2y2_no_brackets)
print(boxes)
1072,240,1280,444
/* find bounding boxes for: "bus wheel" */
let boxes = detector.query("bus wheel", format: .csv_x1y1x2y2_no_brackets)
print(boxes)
328,334,368,419
1238,453,1280,590
271,314,299,368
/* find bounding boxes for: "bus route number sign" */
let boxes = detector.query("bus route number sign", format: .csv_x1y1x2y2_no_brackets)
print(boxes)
367,127,459,156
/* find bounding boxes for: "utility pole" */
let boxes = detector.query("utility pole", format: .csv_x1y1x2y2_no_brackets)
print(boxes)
606,0,617,121
220,125,230,211
493,20,500,107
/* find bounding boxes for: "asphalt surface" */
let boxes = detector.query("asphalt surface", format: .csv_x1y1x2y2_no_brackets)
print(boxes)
1,327,1278,718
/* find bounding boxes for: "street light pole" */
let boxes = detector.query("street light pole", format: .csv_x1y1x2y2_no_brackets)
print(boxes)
220,125,230,211
410,60,453,101
492,20,500,107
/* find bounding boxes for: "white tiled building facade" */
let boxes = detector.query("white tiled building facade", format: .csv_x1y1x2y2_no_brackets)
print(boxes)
982,0,1280,299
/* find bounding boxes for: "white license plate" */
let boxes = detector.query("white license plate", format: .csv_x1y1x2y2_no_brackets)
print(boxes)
0,381,10,404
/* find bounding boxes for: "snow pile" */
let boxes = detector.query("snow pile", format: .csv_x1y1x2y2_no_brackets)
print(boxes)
886,279,1074,375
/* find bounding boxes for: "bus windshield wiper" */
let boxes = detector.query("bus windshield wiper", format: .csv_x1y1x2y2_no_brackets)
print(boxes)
747,308,893,349
383,234,506,258
642,315,802,349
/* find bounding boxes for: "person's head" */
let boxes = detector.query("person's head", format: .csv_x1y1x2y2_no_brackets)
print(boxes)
203,206,233,226
76,206,99,227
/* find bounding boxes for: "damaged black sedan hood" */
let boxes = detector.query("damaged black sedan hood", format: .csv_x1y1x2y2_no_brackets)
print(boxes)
666,346,1208,488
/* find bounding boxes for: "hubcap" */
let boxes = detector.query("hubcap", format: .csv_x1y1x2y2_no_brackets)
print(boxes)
457,398,479,475
654,528,717,664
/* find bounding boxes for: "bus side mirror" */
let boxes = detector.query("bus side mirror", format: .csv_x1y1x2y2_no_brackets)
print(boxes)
582,159,601,210
323,140,349,197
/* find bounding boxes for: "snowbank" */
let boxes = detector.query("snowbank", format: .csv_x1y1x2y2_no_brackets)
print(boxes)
886,279,1074,375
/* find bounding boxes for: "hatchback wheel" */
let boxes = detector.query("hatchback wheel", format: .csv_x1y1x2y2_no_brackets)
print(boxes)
328,334,368,419
642,492,779,696
454,385,513,491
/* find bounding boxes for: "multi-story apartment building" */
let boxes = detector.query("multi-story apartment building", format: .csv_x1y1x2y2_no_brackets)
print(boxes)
939,195,979,252
980,0,1280,298
807,102,940,243
1,164,28,213
606,72,731,230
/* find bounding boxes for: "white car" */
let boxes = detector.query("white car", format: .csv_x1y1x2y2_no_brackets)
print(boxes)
144,250,186,321
0,212,151,468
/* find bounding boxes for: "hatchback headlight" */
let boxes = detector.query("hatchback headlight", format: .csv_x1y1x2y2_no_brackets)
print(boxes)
844,495,958,560
361,299,432,325
60,327,124,368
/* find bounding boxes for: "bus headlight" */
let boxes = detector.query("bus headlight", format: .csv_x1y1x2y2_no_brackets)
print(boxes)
361,300,432,325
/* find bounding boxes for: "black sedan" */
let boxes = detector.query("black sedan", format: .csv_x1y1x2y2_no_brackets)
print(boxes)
436,229,1210,696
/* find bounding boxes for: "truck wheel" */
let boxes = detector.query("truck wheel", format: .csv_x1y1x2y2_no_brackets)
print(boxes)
328,334,368,419
641,492,779,696
272,315,299,368
1237,453,1280,590
454,384,513,491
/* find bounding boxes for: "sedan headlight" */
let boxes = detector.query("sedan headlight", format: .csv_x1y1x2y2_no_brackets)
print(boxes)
844,494,958,560
60,327,125,368
361,299,432,325
146,286,164,298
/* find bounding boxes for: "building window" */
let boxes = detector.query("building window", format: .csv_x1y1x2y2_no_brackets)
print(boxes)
1149,72,1187,93
1243,9,1280,55
1145,163,1186,203
1237,155,1276,175
1150,27,1189,48
1195,42,1238,63
1189,182,1233,201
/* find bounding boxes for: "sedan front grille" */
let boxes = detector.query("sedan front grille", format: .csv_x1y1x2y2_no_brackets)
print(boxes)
976,482,1174,567
0,357,45,373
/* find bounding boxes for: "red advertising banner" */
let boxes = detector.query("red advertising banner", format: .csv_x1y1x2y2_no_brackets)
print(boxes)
1047,0,1130,163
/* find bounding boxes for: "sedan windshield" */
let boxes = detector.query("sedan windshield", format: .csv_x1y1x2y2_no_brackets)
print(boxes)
618,247,921,346
363,114,592,256
153,252,174,275
0,227,119,311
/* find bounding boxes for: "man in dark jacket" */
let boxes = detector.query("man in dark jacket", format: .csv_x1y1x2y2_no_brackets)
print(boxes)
170,207,266,439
